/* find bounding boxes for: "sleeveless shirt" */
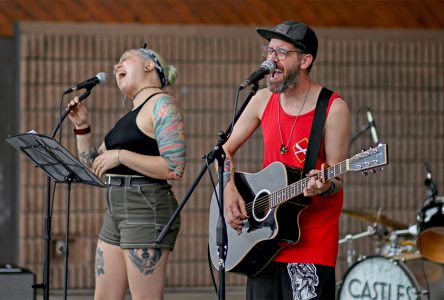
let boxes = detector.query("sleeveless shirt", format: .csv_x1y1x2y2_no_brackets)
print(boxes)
105,94,161,176
261,91,343,267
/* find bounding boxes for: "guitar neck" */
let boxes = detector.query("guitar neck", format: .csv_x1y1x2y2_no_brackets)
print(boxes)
270,160,347,208
268,144,387,208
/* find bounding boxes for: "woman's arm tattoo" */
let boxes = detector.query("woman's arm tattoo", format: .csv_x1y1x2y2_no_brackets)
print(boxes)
78,144,98,166
153,96,186,180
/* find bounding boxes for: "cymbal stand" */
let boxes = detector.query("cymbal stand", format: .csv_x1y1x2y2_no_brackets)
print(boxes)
386,230,400,257
386,224,418,257
346,237,356,267
339,225,377,266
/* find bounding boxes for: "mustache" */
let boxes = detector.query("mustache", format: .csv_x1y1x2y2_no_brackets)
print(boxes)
267,67,301,93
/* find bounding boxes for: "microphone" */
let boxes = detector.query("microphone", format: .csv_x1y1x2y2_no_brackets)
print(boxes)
64,72,107,94
240,60,276,89
366,109,379,144
424,162,438,197
425,162,433,182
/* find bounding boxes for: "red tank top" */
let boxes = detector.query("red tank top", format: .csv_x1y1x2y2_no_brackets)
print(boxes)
261,92,343,267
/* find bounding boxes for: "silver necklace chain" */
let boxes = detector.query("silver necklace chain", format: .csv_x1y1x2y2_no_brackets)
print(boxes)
278,83,311,155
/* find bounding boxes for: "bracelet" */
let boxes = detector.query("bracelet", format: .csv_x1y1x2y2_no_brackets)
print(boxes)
321,180,336,197
73,126,91,135
116,150,121,164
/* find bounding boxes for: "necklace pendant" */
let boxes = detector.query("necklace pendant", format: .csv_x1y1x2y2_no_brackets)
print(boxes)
280,144,288,155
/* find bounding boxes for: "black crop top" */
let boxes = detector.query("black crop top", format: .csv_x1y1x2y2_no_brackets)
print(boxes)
104,93,162,176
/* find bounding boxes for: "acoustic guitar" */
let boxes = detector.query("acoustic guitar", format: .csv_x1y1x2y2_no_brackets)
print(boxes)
208,144,388,277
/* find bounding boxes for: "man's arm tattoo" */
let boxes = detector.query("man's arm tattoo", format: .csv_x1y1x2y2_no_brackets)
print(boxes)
223,158,232,185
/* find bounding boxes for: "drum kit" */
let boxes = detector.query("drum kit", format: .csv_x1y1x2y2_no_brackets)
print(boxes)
337,198,444,299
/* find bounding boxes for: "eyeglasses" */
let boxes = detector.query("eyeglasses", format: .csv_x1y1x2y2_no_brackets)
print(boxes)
261,45,305,61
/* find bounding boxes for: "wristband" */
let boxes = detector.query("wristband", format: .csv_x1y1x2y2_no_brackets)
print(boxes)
321,180,336,197
74,126,91,135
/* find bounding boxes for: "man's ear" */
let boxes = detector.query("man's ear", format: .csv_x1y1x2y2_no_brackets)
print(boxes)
301,54,314,70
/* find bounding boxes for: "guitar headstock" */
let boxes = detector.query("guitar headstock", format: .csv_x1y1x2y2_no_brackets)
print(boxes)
348,144,388,173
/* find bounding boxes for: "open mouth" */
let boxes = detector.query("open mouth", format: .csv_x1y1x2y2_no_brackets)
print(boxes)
116,70,127,80
271,69,283,80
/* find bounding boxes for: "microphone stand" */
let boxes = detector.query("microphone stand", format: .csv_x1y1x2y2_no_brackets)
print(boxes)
157,83,259,300
32,88,92,300
349,121,371,145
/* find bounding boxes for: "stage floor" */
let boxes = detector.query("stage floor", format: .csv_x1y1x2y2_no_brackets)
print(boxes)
38,286,246,299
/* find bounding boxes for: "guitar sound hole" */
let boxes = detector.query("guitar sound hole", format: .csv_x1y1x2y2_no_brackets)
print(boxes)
252,190,271,222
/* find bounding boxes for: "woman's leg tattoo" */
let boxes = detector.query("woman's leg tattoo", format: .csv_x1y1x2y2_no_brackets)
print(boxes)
129,248,163,275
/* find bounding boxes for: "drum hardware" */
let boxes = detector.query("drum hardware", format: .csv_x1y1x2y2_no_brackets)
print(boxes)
383,224,418,258
339,224,385,266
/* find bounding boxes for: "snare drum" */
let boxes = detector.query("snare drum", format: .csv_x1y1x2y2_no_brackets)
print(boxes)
337,256,444,299
417,197,444,263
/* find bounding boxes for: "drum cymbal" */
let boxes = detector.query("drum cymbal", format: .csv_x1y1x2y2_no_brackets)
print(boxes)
342,209,408,230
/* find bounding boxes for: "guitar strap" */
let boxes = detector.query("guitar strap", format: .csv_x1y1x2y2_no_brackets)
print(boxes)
302,87,333,176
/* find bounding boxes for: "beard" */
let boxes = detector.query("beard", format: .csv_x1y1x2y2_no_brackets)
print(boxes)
267,63,301,93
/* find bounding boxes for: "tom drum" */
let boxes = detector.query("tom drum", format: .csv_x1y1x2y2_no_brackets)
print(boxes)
417,197,444,264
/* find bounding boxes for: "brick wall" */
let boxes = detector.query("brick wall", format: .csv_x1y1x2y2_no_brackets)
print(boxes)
15,22,444,288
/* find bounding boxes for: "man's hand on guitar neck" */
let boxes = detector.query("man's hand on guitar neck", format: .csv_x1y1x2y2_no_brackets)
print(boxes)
224,181,249,233
303,167,340,197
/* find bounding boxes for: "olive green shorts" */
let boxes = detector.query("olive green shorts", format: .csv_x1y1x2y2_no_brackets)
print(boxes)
99,175,181,250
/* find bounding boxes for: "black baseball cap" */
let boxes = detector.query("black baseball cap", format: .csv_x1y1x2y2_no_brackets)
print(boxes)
257,21,318,61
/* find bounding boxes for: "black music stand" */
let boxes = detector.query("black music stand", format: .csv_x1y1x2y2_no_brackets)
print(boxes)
6,132,107,300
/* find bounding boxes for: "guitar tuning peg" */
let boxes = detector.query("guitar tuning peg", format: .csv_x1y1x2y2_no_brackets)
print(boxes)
362,170,368,176
370,169,376,174
380,167,384,172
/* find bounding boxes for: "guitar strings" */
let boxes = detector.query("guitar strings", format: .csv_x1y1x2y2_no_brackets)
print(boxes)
244,176,312,213
242,153,379,216
243,161,348,215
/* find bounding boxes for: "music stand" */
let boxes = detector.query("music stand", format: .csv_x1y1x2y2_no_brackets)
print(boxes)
6,132,107,300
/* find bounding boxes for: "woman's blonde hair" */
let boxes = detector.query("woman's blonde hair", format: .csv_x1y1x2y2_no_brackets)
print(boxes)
134,46,177,88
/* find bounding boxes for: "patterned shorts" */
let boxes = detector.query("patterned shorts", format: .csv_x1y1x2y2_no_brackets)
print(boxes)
246,261,336,300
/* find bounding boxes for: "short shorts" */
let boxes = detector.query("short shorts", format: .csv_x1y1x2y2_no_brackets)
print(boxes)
99,175,180,250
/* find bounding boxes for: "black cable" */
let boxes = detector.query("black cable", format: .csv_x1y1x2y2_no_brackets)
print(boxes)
205,155,222,295
417,238,431,300
57,93,67,142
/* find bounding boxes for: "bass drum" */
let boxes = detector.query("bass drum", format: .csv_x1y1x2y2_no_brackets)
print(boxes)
337,256,444,300
417,197,444,263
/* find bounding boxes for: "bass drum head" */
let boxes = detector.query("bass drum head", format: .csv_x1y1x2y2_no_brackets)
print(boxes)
403,258,444,300
338,256,444,299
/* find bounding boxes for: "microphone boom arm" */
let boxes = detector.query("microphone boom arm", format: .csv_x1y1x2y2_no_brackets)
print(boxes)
349,121,371,145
